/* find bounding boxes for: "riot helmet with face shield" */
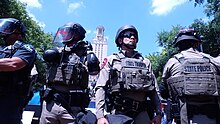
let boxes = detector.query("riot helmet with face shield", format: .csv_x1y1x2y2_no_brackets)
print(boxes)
0,18,27,44
53,22,86,47
0,18,26,36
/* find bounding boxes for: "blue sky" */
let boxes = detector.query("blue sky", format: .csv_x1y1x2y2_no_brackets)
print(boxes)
18,0,207,56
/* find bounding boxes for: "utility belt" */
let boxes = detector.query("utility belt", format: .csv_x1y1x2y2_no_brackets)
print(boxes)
42,88,90,108
187,103,219,119
113,96,147,117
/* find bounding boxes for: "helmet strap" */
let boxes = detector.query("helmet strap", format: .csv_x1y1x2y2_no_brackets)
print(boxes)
122,42,136,49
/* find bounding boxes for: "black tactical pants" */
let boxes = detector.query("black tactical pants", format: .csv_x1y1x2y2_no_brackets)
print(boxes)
187,104,220,124
179,99,220,124
0,93,24,124
113,98,151,124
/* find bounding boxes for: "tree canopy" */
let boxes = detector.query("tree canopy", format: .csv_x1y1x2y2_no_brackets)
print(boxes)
147,0,220,84
0,0,53,90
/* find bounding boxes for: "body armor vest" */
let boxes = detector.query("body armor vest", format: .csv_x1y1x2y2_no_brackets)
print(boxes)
47,53,88,89
110,53,155,92
167,53,220,97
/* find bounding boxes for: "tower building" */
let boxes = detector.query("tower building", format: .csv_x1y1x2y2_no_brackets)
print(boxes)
91,26,108,62
89,26,108,82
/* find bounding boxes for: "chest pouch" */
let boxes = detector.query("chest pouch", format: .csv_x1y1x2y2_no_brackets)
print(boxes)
167,57,220,97
111,58,154,92
47,54,88,89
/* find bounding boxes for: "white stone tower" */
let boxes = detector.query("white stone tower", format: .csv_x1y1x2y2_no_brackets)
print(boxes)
89,26,108,82
91,25,108,62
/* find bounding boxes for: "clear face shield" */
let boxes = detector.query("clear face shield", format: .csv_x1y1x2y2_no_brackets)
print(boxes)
53,26,75,47
0,19,17,45
0,19,16,36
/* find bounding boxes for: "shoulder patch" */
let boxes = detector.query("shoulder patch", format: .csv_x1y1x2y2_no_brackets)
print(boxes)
100,58,107,69
23,44,34,52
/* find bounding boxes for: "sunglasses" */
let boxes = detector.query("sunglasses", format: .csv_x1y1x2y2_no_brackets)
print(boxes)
121,32,138,39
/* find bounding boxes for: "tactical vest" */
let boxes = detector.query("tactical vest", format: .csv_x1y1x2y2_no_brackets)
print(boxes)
47,53,88,89
110,53,155,92
167,53,220,97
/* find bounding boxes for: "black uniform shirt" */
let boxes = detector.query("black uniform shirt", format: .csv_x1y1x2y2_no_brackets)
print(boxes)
0,41,36,86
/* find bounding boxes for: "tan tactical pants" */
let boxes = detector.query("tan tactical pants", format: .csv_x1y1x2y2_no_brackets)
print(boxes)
39,101,81,124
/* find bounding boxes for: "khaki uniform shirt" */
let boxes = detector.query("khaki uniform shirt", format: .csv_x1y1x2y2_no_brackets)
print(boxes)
161,48,220,124
95,51,161,119
162,48,219,102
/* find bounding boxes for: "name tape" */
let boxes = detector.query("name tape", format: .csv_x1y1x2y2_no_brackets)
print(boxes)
184,65,212,73
125,61,146,68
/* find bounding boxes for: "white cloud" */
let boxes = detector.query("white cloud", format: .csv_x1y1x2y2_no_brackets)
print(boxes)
18,0,45,29
18,0,42,8
150,0,187,16
67,1,85,14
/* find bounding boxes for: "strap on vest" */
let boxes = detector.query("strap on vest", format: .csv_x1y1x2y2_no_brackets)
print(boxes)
174,52,211,64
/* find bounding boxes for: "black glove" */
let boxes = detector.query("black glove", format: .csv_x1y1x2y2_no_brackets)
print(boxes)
87,52,100,75
43,48,60,62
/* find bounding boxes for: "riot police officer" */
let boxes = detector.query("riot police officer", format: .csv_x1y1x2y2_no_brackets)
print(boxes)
0,18,36,124
95,25,162,124
159,28,220,124
39,22,100,124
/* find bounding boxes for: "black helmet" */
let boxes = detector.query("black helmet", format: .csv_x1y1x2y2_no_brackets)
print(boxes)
173,28,201,47
0,18,27,37
53,22,86,46
115,25,138,47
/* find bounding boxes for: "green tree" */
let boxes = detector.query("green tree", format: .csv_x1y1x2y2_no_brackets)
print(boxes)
190,19,219,57
147,26,181,83
0,0,53,90
148,0,220,84
190,0,220,57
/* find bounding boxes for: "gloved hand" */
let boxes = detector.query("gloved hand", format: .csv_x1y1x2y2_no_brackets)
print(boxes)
87,52,100,75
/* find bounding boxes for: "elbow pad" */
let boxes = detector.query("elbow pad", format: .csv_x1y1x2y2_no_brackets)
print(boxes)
87,52,100,75
43,48,60,62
